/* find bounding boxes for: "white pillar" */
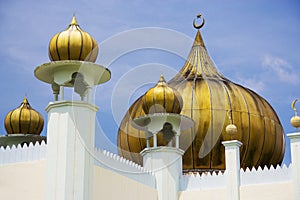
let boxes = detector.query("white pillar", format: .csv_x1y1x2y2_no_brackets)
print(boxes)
153,132,158,147
59,86,64,100
222,140,242,200
141,147,184,200
287,132,300,200
45,101,97,200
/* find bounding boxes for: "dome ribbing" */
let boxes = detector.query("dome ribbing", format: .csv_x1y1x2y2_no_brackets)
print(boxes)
142,75,183,114
48,16,98,62
4,97,44,135
117,23,285,171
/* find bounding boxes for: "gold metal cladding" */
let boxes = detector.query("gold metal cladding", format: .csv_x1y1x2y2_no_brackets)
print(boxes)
4,97,44,135
193,13,205,29
48,15,98,62
142,75,183,114
117,26,285,171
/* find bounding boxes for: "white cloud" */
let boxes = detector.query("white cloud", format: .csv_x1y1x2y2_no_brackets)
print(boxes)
262,54,299,84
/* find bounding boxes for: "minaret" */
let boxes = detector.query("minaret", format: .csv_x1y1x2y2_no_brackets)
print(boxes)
34,16,110,200
133,75,194,200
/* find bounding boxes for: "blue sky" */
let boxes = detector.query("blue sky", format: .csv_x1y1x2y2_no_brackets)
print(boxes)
0,0,299,164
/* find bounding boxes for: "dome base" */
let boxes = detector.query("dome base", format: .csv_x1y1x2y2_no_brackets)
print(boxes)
34,60,111,87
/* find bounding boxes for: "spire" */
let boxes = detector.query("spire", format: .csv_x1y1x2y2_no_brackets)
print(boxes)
70,15,79,26
171,16,225,80
22,96,29,105
159,74,166,83
192,14,206,47
192,31,205,47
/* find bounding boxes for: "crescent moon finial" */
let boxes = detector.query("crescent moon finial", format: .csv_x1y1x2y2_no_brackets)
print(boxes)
291,99,298,116
193,13,205,29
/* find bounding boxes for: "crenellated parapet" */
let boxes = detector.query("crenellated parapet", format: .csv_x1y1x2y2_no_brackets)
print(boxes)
0,141,46,166
240,164,292,186
94,148,154,175
181,164,292,191
94,148,156,188
181,171,225,191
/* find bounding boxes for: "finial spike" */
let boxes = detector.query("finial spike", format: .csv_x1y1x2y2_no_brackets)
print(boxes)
193,13,205,29
22,96,29,104
70,15,78,26
159,74,166,83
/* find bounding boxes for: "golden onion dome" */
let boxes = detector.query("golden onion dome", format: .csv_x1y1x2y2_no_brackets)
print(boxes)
4,97,44,135
117,18,285,171
142,75,183,114
48,16,98,62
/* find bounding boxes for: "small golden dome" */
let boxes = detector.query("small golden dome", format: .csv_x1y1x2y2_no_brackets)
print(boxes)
226,124,238,136
142,75,183,114
290,116,300,128
4,97,44,135
48,16,98,62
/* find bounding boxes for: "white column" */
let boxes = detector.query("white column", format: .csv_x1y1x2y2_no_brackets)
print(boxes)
45,101,97,200
59,86,64,100
222,140,242,200
141,147,184,200
153,132,158,147
287,132,300,200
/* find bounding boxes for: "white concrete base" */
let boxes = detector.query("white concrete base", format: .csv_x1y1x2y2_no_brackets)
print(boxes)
287,132,300,200
45,101,98,200
141,147,184,200
222,140,242,200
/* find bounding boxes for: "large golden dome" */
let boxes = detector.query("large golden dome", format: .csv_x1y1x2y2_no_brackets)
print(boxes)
117,24,285,171
4,97,44,135
48,16,98,62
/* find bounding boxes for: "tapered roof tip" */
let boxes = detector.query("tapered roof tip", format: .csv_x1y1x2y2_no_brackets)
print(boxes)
70,15,79,26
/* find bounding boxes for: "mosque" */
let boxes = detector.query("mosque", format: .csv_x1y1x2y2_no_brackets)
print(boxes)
0,14,299,200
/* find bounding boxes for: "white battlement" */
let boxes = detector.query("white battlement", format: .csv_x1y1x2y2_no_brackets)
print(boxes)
94,148,156,188
240,164,292,185
181,171,225,190
0,141,47,166
181,164,293,191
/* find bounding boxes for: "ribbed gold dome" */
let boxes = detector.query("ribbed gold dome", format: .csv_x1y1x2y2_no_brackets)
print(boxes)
117,29,285,171
4,97,44,135
142,75,183,114
48,16,98,62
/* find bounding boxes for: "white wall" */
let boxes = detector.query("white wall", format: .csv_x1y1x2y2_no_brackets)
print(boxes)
0,144,296,200
0,160,46,200
240,182,293,200
94,165,158,200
